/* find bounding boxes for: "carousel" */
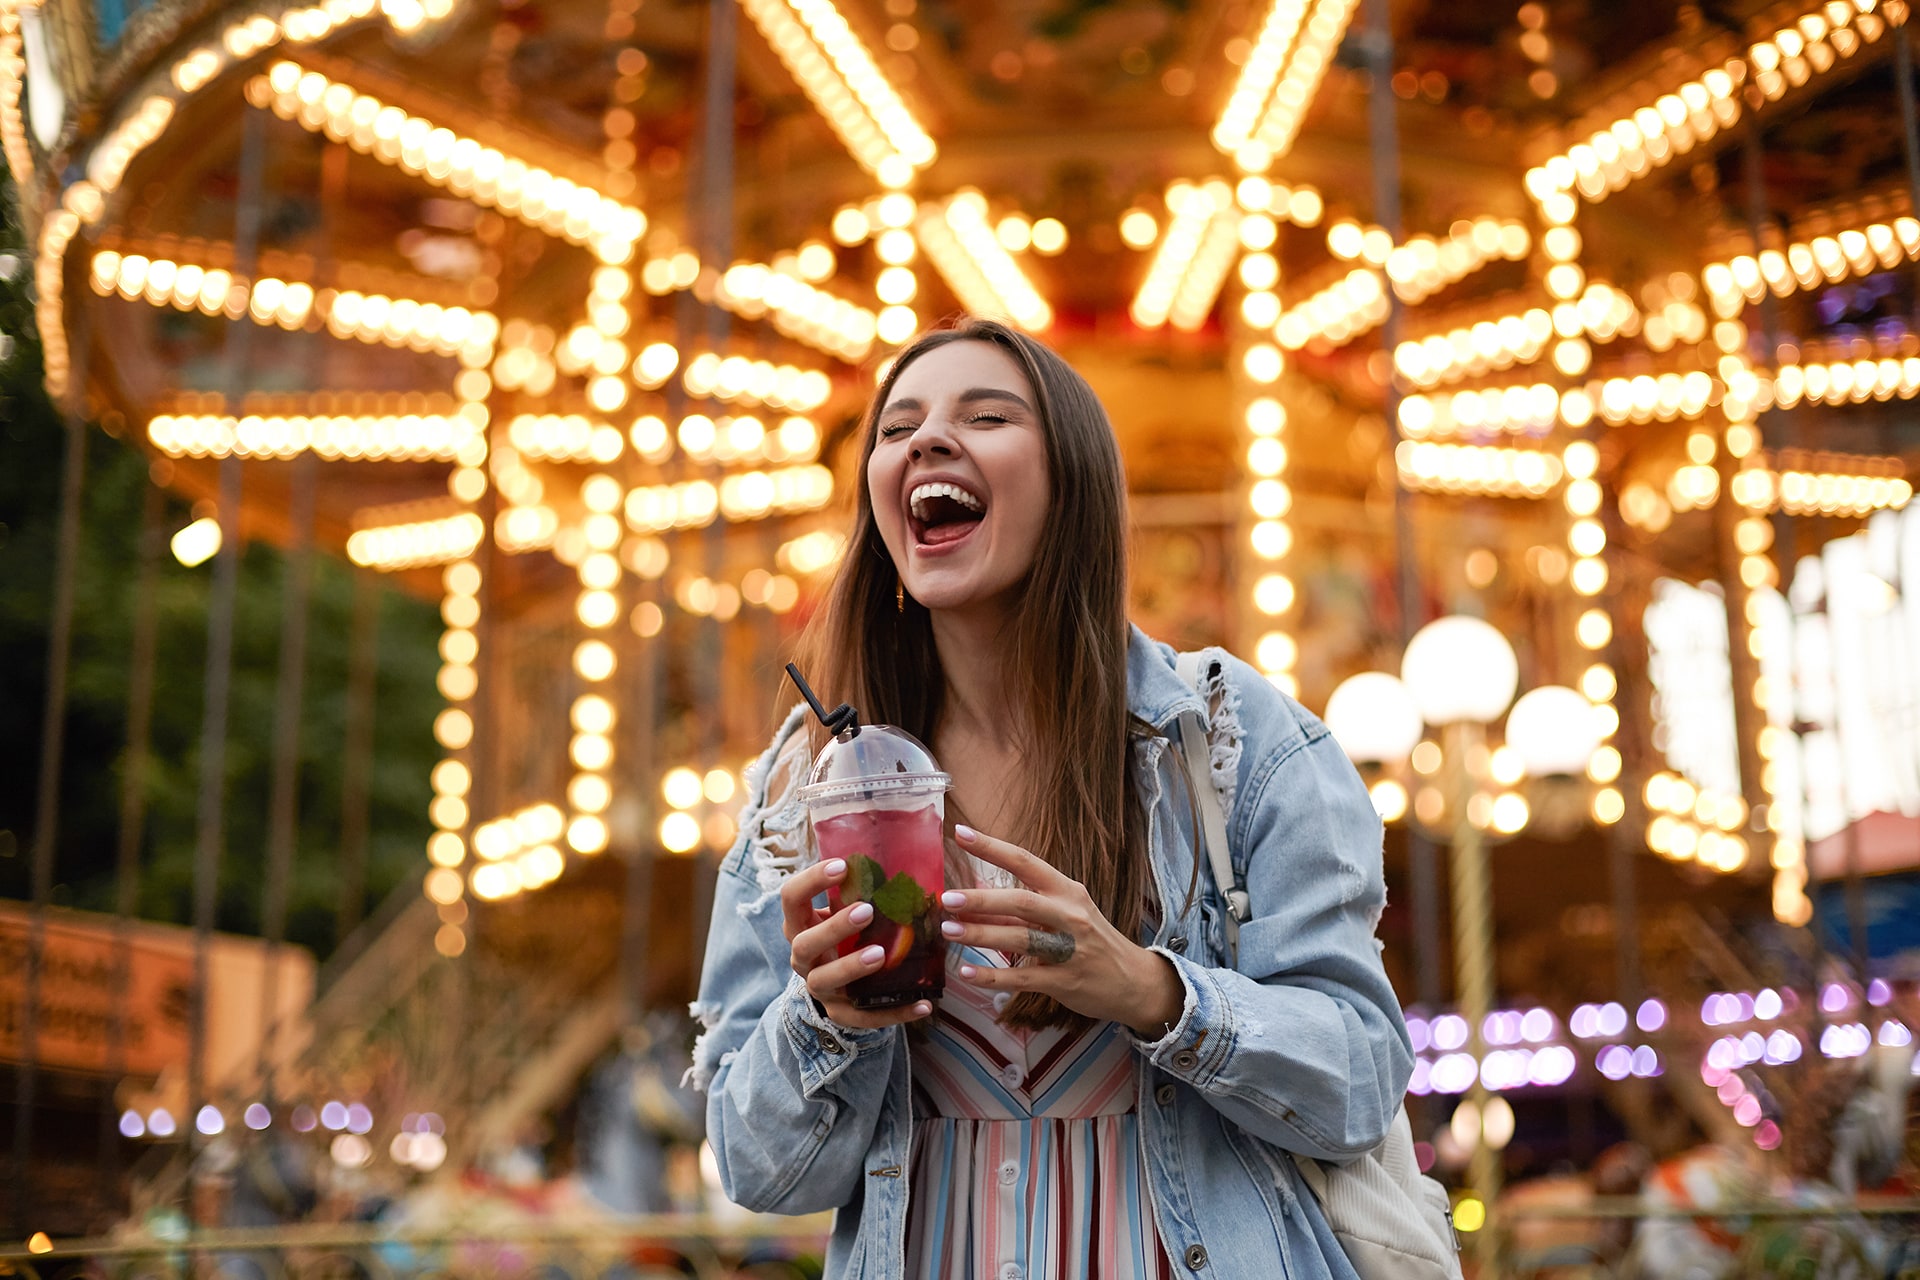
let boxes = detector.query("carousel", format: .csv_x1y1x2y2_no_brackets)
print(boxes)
4,0,1918,1254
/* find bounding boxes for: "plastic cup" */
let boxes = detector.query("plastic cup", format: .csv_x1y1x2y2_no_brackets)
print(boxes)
797,725,950,1010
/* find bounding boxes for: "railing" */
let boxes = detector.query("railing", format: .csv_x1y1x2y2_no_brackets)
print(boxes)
1490,1194,1920,1279
0,1216,835,1280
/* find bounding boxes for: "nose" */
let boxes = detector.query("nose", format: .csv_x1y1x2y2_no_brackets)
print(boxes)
908,417,960,461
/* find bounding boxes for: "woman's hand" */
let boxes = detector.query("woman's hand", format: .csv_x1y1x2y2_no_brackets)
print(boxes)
781,857,935,1030
941,825,1185,1037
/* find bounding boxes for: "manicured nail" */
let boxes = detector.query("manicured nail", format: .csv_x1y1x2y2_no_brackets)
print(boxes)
850,902,874,924
861,945,885,965
940,920,963,938
942,891,967,910
955,824,977,842
824,858,846,876
959,964,978,979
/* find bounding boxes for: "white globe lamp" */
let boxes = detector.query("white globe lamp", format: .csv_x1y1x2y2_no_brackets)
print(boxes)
1323,672,1423,764
1400,615,1519,725
1503,685,1601,777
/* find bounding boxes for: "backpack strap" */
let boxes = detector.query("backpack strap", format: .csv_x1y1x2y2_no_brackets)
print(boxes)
1173,651,1250,963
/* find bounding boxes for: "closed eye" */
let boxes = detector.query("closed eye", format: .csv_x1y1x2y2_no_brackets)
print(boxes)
878,421,918,439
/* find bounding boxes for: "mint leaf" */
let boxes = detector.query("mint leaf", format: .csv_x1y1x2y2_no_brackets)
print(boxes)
870,872,930,925
845,855,886,904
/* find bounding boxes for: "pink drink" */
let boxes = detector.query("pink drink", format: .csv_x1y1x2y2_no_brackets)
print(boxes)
817,803,946,1009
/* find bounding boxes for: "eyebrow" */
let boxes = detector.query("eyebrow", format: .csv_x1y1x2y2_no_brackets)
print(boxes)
881,387,1034,415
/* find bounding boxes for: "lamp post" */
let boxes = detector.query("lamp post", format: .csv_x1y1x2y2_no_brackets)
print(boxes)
1399,615,1517,1220
1326,616,1608,1243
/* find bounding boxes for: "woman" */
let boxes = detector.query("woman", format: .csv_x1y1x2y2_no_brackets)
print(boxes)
688,318,1412,1278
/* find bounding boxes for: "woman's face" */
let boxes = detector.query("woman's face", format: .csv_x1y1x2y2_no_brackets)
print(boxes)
867,340,1052,616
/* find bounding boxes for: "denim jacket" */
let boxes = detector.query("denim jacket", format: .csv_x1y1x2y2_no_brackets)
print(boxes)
688,628,1413,1279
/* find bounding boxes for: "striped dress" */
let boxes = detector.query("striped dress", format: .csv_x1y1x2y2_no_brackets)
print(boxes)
904,942,1175,1280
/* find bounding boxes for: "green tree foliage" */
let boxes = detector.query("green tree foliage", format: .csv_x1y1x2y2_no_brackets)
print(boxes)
0,169,443,960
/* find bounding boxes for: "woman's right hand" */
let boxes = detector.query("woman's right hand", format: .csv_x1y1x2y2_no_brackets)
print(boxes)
782,857,935,1030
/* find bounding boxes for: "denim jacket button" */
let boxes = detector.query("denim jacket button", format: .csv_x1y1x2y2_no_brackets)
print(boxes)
1171,1048,1200,1072
1155,1083,1176,1106
1183,1244,1208,1270
816,1028,845,1055
1167,933,1188,953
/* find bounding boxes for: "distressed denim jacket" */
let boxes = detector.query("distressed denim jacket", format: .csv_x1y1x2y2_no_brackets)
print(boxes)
688,628,1413,1279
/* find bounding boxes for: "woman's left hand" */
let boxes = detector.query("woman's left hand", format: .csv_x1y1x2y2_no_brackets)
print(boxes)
940,824,1186,1037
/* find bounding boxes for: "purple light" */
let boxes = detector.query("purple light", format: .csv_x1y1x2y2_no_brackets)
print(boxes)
1406,1018,1432,1053
291,1105,317,1132
1867,978,1892,1007
1408,1059,1434,1096
1431,1053,1478,1094
1481,1049,1533,1091
1570,1004,1599,1039
1820,1023,1871,1059
1701,994,1725,1026
1635,998,1666,1033
1413,1141,1437,1173
1431,1015,1469,1052
1701,1060,1730,1088
1754,1120,1782,1150
147,1109,177,1138
1596,1045,1632,1080
1520,1008,1555,1044
1821,983,1852,1015
1878,1020,1912,1047
1705,1037,1737,1070
345,1102,374,1134
1753,989,1782,1021
320,1100,349,1131
118,1110,146,1139
1596,1002,1627,1038
1529,1045,1577,1086
244,1103,272,1131
1629,1046,1661,1077
1484,1010,1523,1047
1716,1076,1745,1105
421,1111,445,1134
1733,1095,1762,1127
195,1105,224,1136
1739,1031,1765,1063
1763,1030,1803,1065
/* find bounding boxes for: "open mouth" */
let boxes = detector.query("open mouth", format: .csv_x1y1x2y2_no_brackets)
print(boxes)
907,480,986,548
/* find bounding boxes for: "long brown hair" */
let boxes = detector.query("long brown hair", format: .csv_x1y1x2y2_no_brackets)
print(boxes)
793,317,1144,1029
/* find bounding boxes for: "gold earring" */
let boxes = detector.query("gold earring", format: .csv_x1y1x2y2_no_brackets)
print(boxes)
896,581,906,613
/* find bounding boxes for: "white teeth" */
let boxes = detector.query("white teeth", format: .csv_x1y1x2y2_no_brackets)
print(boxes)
908,482,985,520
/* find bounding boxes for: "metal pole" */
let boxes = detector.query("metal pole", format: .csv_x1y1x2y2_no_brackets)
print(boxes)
1446,721,1502,1245
99,473,165,1194
12,297,91,1231
256,452,316,1094
188,103,267,1217
336,569,380,946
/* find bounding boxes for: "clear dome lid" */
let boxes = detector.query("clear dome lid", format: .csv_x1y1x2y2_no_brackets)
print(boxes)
796,724,950,807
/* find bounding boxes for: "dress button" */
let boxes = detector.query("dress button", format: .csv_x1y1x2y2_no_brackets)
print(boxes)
1155,1083,1176,1106
1171,1048,1200,1072
998,1159,1019,1186
992,991,1013,1013
999,1062,1024,1088
1167,934,1188,953
1184,1244,1208,1270
1000,1265,1022,1280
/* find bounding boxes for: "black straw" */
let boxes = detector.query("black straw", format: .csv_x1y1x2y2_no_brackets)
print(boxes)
785,662,860,737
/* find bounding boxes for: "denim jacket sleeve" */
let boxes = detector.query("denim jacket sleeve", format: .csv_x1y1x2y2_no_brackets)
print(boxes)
687,708,902,1213
1136,657,1414,1162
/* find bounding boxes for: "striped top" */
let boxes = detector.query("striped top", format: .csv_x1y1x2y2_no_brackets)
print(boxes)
904,943,1174,1280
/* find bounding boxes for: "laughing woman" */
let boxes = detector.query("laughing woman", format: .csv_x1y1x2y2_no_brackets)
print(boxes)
687,318,1412,1279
